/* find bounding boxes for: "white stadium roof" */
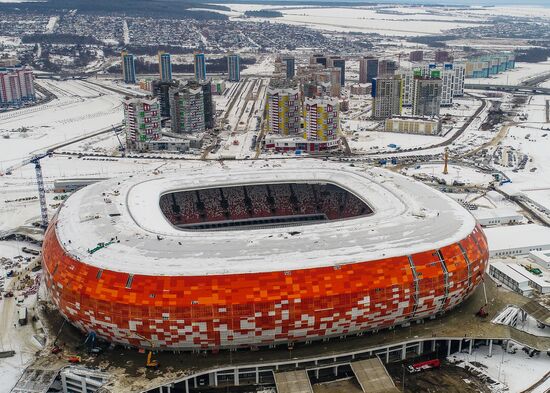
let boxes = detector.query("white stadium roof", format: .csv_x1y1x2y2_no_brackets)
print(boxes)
55,160,476,276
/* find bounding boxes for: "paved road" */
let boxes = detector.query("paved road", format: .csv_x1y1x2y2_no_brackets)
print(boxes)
465,83,550,94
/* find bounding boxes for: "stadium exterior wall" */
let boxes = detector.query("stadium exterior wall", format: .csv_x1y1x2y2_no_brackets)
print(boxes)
42,220,489,350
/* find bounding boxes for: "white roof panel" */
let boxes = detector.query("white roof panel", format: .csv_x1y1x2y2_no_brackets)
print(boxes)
54,160,476,276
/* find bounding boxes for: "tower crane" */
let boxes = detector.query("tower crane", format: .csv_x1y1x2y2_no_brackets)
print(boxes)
1,151,52,228
112,125,126,157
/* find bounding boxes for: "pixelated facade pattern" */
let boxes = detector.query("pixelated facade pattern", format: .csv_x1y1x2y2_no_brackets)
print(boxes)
42,221,488,350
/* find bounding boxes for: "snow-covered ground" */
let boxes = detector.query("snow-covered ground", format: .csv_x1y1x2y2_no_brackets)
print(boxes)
0,156,175,232
0,241,42,392
448,342,550,393
405,163,495,187
0,79,124,170
224,4,487,36
493,94,550,210
346,127,442,154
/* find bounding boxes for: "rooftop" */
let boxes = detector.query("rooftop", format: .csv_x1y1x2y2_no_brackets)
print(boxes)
484,224,550,253
54,160,476,276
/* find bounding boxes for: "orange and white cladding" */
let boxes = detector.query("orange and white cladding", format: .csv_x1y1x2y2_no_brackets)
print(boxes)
42,220,488,350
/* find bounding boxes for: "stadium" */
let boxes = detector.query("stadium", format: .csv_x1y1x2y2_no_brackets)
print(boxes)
42,161,489,350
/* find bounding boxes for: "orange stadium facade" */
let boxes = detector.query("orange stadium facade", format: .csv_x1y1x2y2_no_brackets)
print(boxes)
41,163,489,350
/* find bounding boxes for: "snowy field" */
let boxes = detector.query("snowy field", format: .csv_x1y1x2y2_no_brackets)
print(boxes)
346,127,442,154
494,94,550,210
0,156,177,232
0,79,124,170
0,241,42,392
223,4,487,36
405,163,495,187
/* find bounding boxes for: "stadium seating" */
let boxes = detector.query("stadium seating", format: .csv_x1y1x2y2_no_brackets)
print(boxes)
159,183,373,228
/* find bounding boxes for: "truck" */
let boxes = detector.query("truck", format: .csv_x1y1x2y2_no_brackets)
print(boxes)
407,359,441,373
18,307,27,326
21,247,39,256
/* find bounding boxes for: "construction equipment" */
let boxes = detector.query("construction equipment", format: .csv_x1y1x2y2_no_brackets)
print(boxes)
145,351,159,369
1,152,52,228
522,264,543,276
407,359,441,373
476,305,488,318
67,355,81,363
112,125,126,157
443,148,449,175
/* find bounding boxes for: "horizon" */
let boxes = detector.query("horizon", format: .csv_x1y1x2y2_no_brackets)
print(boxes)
226,0,550,7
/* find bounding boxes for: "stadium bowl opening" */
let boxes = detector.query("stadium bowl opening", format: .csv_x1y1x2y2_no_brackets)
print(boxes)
159,182,374,231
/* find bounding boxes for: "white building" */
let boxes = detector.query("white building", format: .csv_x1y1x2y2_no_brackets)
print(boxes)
0,65,35,106
123,97,161,151
396,69,415,106
472,208,524,227
507,264,550,295
384,117,441,135
484,224,550,257
529,250,550,270
489,262,532,296
60,366,110,393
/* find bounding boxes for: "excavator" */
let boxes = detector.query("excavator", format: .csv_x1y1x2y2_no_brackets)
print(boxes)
146,351,159,369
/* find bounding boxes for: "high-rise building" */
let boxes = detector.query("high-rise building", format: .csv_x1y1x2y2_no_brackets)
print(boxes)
194,52,207,81
0,65,35,106
265,79,300,136
328,56,345,86
435,50,451,63
169,82,205,134
399,62,465,107
328,67,341,97
396,68,419,106
282,55,295,79
310,54,328,68
409,50,424,62
227,53,240,82
450,63,465,97
124,97,161,151
158,51,172,82
198,80,215,129
303,97,340,151
121,51,136,84
439,65,454,106
378,60,398,77
151,80,177,118
464,52,514,78
372,77,402,120
359,56,378,84
412,75,442,117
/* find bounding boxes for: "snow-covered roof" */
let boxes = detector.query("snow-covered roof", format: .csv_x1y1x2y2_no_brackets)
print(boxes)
472,208,523,221
489,262,530,285
485,224,550,253
54,160,476,276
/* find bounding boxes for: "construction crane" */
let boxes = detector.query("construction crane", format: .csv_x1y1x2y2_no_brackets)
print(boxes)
112,125,126,157
1,151,52,228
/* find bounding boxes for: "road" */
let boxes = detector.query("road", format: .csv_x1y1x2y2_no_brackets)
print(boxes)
465,83,550,95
